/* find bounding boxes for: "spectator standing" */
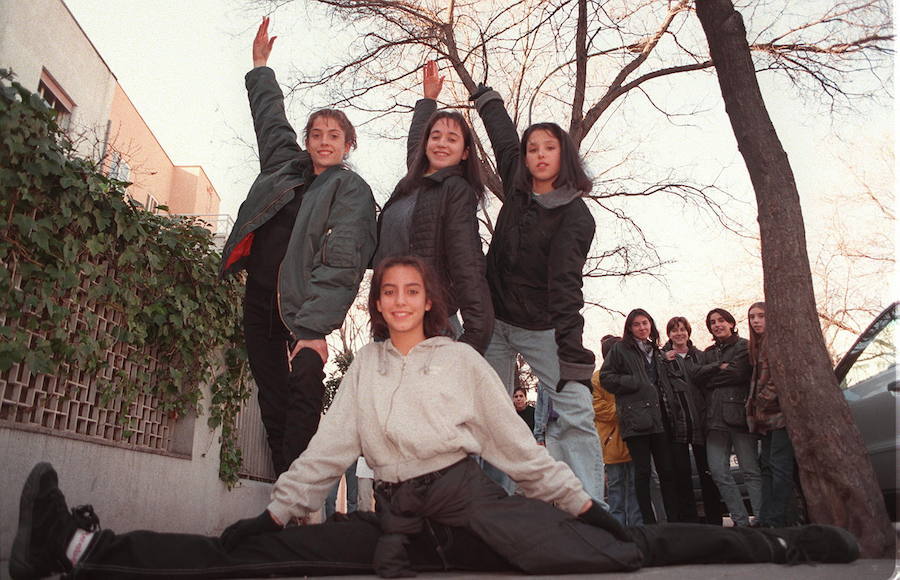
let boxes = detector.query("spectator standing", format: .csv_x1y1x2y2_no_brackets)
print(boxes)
600,309,680,523
692,308,762,526
219,18,377,475
513,387,536,432
661,316,720,524
592,335,643,526
746,302,798,527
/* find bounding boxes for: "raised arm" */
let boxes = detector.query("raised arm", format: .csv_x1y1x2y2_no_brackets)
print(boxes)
406,61,442,167
468,86,521,194
245,17,306,172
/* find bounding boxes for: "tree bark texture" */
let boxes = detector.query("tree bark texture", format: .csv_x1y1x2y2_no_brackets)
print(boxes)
694,0,893,558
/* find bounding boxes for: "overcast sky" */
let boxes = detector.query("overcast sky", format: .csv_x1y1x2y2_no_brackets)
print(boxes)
63,0,894,355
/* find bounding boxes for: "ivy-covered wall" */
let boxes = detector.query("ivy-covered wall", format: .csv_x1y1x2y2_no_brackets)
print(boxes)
0,71,250,486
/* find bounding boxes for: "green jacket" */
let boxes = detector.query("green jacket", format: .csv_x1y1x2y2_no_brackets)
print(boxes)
220,67,377,340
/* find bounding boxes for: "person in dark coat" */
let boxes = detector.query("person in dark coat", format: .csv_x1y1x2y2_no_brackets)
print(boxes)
746,302,798,527
219,18,376,475
661,316,722,524
467,83,605,502
513,387,536,432
692,308,762,527
373,61,493,353
600,309,681,524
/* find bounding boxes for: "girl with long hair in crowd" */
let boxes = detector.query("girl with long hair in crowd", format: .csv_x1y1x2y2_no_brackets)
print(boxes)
372,61,493,353
600,309,681,523
12,258,858,580
746,302,798,527
593,335,643,526
465,82,605,500
692,308,762,526
662,317,722,524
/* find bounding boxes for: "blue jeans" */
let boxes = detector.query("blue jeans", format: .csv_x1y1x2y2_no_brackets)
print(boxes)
324,462,358,518
483,319,606,505
758,428,796,527
606,462,643,526
706,430,762,526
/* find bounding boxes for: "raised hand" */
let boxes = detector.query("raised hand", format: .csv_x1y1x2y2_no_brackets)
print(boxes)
253,16,277,68
422,60,444,100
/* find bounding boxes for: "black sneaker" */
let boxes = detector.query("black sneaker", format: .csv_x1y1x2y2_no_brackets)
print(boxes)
761,524,860,564
9,463,100,580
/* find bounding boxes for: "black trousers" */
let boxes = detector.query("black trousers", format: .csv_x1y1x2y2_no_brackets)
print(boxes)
243,279,326,475
625,433,681,523
72,464,787,579
670,441,699,523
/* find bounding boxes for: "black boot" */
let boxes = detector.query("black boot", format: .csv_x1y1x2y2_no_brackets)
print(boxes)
759,524,860,564
9,463,100,580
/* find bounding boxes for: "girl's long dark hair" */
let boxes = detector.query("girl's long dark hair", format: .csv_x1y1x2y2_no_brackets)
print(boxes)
623,308,660,348
747,301,766,363
512,122,592,194
394,111,484,201
368,255,450,341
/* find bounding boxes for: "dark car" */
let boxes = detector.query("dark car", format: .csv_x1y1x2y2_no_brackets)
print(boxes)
834,302,898,520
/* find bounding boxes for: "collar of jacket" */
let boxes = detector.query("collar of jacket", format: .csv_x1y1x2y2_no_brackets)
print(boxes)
714,333,740,347
423,165,465,184
376,335,454,375
531,185,583,209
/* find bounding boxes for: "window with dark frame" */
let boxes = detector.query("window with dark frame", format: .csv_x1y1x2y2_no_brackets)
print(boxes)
37,68,75,131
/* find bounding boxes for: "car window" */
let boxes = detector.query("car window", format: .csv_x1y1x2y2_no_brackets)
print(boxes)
839,313,896,392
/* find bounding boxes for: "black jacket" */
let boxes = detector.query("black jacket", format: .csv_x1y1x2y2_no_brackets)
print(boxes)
599,339,672,440
473,90,595,385
374,99,493,353
691,335,753,433
660,341,707,446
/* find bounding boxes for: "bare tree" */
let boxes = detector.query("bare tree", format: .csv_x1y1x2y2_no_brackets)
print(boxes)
813,143,895,361
695,0,893,558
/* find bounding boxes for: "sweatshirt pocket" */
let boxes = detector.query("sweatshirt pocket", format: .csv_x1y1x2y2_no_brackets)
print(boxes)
620,400,656,433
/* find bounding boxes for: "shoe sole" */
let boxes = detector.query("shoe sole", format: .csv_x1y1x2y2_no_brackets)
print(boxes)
9,462,57,580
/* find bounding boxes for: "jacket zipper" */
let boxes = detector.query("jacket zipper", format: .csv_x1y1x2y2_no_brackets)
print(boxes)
321,228,333,264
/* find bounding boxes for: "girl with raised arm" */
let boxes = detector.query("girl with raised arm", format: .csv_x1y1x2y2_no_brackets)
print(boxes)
467,83,604,501
219,18,377,476
373,61,493,352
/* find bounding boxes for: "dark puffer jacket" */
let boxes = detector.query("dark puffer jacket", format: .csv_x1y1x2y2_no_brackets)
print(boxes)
374,99,493,353
599,339,674,440
691,335,753,433
473,90,595,387
660,342,707,446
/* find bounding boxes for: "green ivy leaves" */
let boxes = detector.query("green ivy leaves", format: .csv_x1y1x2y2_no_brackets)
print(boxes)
1,72,249,487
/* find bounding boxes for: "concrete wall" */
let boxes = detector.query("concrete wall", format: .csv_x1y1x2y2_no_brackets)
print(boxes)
0,0,116,161
170,165,222,216
105,82,178,210
0,387,273,564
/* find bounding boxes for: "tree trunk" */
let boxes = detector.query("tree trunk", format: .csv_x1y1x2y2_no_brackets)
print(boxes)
694,0,893,558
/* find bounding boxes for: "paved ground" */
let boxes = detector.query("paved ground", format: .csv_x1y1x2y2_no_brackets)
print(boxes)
238,560,897,580
2,559,895,580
